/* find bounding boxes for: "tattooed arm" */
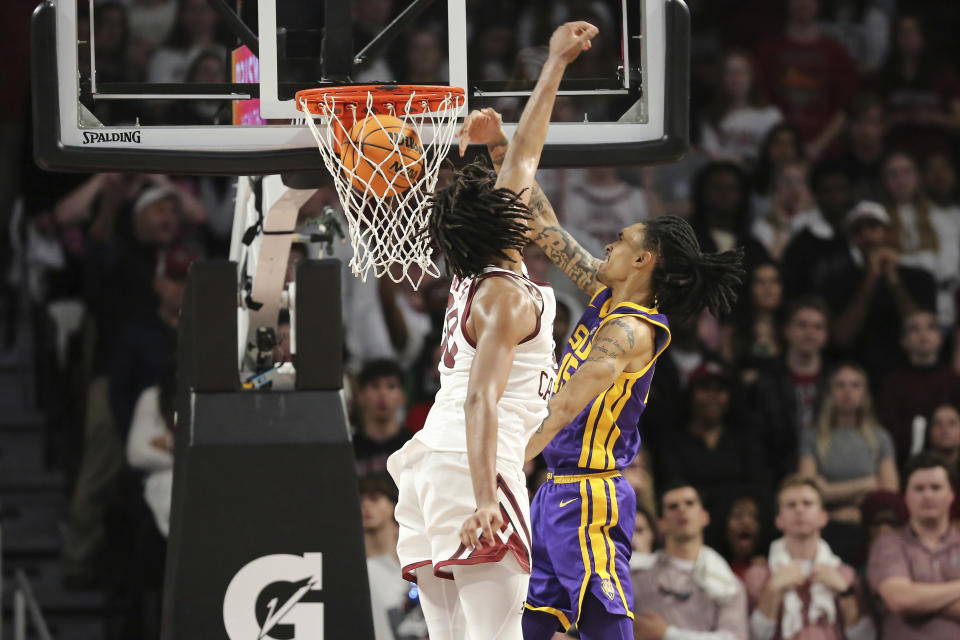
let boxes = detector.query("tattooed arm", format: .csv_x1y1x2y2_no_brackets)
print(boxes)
459,107,604,295
525,316,653,460
487,123,604,296
526,189,605,296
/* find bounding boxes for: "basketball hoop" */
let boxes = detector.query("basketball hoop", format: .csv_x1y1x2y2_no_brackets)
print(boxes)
297,84,465,288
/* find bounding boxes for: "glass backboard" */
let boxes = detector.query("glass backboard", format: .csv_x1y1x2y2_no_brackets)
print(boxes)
32,0,689,175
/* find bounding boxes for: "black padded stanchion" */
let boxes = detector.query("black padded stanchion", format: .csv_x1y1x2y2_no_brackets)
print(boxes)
161,259,373,640
180,259,240,393
295,260,343,391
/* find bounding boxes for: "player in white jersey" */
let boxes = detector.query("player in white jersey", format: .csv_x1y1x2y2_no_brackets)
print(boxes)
385,21,599,640
417,269,557,466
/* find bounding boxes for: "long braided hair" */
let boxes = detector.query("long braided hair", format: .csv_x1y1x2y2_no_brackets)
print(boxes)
427,158,532,279
642,216,745,320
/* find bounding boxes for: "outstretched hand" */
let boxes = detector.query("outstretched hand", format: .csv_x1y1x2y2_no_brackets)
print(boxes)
548,21,599,64
457,108,507,157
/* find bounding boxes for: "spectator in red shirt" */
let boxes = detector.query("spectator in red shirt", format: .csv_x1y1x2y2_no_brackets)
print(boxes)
867,452,960,640
744,475,875,640
754,0,860,159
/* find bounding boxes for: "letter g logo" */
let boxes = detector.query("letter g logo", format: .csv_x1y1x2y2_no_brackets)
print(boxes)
223,553,324,639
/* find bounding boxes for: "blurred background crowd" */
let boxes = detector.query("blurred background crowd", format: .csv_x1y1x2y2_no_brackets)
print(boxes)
2,0,960,639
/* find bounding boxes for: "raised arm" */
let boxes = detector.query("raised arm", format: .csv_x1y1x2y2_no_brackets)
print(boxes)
525,316,654,460
459,108,604,296
458,279,538,549
492,22,597,203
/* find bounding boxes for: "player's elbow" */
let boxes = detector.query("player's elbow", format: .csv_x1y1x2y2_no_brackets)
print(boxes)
499,151,538,186
546,394,582,431
464,390,498,414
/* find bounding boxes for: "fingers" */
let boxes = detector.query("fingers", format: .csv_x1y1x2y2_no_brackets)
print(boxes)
457,111,476,157
552,21,598,61
568,21,599,41
460,515,485,549
459,513,503,550
481,519,496,546
458,121,471,157
578,23,599,52
483,512,504,547
567,21,599,35
459,517,478,548
457,108,502,156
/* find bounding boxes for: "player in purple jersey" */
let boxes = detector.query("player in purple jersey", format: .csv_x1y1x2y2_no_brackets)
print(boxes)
461,109,745,639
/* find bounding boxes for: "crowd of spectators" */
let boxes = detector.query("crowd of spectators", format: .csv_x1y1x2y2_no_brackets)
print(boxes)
2,1,960,639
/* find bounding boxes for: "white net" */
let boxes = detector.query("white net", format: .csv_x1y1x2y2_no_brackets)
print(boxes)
299,87,465,289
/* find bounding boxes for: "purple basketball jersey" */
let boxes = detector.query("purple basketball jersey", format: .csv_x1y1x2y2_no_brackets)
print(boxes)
544,287,671,471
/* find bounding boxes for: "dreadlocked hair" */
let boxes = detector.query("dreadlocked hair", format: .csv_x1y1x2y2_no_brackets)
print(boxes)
642,216,745,321
427,158,532,279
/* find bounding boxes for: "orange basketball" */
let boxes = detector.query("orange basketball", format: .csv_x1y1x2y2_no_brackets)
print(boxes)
341,114,424,197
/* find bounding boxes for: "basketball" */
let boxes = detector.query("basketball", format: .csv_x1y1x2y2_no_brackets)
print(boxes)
341,114,424,197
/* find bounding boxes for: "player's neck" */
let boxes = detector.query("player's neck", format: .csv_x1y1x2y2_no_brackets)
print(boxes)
490,251,523,275
609,280,654,311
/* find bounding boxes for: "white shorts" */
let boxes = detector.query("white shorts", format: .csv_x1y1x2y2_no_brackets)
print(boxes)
386,440,532,582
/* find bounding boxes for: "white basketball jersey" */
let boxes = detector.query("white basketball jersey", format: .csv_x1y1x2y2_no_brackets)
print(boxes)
413,265,557,467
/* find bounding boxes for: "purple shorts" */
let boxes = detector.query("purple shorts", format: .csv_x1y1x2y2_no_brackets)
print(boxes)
524,470,635,629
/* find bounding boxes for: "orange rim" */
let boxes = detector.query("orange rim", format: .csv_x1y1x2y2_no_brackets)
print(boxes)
296,83,464,154
296,84,464,116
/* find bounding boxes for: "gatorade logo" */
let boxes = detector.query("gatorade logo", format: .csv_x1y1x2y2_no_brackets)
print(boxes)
223,553,324,639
